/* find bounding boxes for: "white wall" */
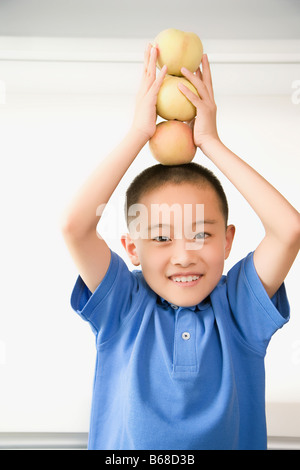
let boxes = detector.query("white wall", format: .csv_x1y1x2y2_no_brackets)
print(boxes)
0,0,300,40
0,37,299,438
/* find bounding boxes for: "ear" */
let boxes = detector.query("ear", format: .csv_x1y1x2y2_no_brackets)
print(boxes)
224,224,235,260
121,234,140,266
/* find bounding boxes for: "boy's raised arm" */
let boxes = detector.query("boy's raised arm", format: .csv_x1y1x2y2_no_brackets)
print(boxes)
201,138,300,299
61,45,167,292
180,56,300,298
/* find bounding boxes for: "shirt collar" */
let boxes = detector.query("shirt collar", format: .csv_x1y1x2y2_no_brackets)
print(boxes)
158,296,210,312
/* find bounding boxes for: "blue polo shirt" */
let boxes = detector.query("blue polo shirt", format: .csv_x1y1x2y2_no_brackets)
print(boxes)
71,251,289,450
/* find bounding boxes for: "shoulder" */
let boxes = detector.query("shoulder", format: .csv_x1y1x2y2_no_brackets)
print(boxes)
227,252,289,324
211,252,290,353
71,250,154,338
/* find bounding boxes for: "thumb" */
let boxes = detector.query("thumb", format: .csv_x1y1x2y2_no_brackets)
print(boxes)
150,65,167,96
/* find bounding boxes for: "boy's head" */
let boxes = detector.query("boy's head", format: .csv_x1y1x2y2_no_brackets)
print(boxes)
125,163,229,228
121,163,235,307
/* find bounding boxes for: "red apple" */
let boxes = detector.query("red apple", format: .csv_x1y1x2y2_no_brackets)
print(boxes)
149,121,196,165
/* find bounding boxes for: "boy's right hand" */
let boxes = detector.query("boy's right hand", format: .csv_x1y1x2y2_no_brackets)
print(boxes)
131,44,167,142
62,45,167,294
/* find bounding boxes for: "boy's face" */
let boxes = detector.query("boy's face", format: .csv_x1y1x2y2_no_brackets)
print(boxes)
122,183,235,307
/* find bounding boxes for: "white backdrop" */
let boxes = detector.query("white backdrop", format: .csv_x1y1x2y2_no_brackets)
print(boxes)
0,37,299,437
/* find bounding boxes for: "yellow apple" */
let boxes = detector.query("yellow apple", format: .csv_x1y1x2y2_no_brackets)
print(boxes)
156,74,199,121
149,120,196,165
154,28,203,76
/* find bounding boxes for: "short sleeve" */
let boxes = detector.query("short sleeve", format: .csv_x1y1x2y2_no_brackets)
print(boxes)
71,250,141,342
226,252,290,354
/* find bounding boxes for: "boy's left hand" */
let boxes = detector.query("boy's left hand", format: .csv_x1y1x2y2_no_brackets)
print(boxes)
178,55,220,154
131,44,167,142
180,56,300,299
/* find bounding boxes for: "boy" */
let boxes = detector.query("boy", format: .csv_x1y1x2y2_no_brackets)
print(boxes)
61,44,300,449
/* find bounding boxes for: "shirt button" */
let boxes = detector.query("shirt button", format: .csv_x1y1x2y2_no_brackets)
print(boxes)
170,304,178,309
182,332,191,340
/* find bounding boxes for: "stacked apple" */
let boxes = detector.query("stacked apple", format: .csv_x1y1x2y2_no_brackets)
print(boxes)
149,28,203,165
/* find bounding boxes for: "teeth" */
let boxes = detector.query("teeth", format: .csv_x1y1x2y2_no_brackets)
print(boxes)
172,275,200,283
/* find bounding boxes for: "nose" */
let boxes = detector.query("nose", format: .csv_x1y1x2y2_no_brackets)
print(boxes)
170,239,198,268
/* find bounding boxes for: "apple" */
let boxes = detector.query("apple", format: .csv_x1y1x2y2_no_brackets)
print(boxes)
149,120,196,166
154,28,203,76
156,74,199,121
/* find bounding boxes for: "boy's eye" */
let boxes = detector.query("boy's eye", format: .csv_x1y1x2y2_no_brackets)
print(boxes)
153,236,171,242
194,232,209,240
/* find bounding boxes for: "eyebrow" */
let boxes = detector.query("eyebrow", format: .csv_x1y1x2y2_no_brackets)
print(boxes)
194,219,217,225
148,220,218,230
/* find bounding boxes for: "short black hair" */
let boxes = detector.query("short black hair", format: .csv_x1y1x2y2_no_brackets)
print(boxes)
125,162,229,227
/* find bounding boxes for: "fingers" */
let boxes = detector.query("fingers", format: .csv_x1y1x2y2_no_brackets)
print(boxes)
151,64,167,95
177,82,201,108
143,43,152,69
142,43,167,95
201,54,214,100
147,45,158,79
181,66,209,102
143,43,158,78
181,54,215,102
196,67,202,81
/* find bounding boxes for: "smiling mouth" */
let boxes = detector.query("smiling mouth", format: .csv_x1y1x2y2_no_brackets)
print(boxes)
168,274,203,286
